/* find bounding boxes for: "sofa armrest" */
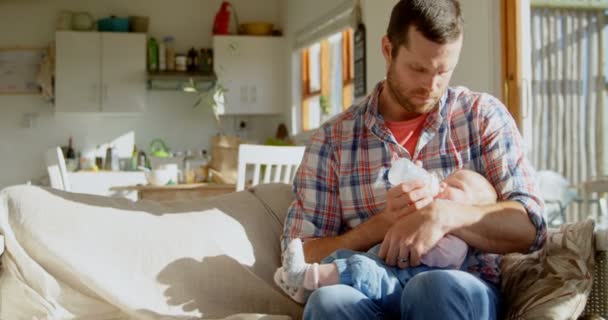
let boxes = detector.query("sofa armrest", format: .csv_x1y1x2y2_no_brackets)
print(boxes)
596,228,608,251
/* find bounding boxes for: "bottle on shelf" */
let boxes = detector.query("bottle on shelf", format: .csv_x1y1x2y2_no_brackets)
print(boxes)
130,144,139,171
65,137,77,172
187,47,198,72
182,150,196,184
158,41,166,71
164,36,176,71
197,149,210,183
66,136,75,160
148,37,159,72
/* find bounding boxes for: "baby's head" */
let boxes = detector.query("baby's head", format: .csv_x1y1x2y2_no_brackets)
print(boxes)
436,169,497,205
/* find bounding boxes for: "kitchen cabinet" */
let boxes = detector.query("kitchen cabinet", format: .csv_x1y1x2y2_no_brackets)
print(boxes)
213,36,285,115
55,31,146,113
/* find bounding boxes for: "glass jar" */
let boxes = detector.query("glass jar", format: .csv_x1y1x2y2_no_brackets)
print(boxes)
183,149,210,183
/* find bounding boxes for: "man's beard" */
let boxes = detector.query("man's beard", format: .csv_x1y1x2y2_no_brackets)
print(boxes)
386,66,441,115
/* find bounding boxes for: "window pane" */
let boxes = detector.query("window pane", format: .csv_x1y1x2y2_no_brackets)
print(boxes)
308,43,321,93
329,32,343,115
308,95,321,129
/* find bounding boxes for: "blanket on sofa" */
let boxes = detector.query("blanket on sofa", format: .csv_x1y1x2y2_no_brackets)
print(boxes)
0,185,301,320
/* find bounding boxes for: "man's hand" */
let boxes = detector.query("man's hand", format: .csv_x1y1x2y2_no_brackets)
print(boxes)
378,200,451,269
379,179,435,224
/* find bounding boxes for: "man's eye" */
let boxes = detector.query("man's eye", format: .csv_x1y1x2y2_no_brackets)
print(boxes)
411,66,425,73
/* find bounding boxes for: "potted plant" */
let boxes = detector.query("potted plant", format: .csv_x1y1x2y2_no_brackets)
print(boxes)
190,81,240,184
190,80,228,135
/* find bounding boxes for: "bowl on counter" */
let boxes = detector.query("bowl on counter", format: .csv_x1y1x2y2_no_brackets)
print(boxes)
240,22,273,36
144,169,173,186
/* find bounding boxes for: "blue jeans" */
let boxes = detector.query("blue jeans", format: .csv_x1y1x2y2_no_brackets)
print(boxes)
303,248,501,320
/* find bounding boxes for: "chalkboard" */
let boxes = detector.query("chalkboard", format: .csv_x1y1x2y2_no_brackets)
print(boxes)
354,23,366,99
0,48,44,94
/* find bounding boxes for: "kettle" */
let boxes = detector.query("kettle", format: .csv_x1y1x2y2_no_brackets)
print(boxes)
149,138,171,158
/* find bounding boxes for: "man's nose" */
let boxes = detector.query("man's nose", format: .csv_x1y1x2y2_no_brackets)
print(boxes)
422,74,440,92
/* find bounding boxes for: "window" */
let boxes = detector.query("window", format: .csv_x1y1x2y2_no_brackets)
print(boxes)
300,28,354,131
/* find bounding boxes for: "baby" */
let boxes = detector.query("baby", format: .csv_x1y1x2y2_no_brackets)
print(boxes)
274,169,497,307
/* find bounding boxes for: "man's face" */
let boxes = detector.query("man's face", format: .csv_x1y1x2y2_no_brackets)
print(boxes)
382,27,463,115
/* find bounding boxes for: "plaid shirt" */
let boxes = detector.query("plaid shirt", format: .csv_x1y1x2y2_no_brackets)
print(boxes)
283,81,546,284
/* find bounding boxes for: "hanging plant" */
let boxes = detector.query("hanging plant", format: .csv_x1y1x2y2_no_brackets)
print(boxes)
191,81,228,135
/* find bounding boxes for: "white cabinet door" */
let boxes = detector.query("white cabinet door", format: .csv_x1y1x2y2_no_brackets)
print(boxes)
55,31,101,112
55,31,146,113
101,33,146,113
213,36,285,115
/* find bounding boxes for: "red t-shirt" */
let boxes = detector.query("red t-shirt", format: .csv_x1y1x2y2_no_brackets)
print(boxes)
385,114,428,156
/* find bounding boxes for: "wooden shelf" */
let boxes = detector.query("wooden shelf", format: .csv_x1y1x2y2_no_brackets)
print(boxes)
147,71,217,91
147,71,216,81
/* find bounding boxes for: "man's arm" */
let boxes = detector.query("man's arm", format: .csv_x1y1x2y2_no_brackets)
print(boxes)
303,214,390,262
440,200,537,253
379,96,546,266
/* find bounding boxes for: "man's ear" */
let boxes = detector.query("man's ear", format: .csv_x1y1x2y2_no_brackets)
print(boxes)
381,36,393,68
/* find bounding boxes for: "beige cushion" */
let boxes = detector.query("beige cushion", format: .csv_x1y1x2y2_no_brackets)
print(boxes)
249,183,295,225
0,185,302,319
501,220,595,320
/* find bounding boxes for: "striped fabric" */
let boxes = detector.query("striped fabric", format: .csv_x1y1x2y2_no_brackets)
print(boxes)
283,81,547,284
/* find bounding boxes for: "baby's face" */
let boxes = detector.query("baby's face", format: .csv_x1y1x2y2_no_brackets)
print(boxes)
435,175,471,203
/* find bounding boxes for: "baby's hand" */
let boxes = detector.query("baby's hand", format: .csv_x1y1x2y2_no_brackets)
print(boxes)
435,181,449,200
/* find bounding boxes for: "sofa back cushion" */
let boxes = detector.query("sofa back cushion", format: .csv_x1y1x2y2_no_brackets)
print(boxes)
249,183,295,226
0,185,302,319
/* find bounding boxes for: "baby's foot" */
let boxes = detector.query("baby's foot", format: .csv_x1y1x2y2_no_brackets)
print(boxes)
282,238,319,290
274,267,311,304
282,238,308,286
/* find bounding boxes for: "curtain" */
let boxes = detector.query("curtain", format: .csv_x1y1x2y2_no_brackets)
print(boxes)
527,8,606,221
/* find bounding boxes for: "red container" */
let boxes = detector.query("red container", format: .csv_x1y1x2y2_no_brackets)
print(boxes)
213,1,234,35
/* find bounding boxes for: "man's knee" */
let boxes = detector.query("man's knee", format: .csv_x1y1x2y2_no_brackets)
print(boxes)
303,285,382,320
401,270,500,320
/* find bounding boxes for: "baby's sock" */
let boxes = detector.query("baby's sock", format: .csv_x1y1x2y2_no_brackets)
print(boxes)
282,239,320,290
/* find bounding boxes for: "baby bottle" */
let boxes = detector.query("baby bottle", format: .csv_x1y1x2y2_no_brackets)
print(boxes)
388,158,440,196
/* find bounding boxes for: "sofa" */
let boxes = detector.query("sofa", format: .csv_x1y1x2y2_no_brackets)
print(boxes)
0,184,606,320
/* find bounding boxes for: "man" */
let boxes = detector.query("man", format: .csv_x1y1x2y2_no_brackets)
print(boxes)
282,0,546,319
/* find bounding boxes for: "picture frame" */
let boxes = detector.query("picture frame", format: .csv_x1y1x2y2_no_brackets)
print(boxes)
0,47,46,95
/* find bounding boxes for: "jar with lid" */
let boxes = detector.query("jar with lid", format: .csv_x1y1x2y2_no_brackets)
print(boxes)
175,54,187,72
196,150,210,183
183,150,210,183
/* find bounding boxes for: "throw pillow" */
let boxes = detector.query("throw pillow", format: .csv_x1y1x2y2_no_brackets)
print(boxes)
501,220,595,319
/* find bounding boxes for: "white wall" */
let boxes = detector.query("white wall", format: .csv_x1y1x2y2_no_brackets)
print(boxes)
452,0,502,97
283,0,503,132
0,0,284,189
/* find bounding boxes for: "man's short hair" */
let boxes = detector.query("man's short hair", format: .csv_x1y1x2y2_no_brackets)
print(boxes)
387,0,464,57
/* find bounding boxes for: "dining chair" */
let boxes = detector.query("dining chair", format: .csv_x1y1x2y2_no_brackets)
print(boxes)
45,147,72,191
236,144,306,192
